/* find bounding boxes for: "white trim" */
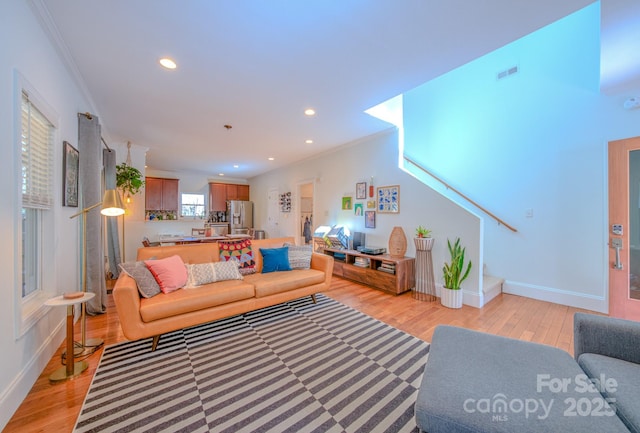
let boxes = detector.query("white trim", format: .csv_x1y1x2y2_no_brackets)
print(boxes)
13,70,59,339
503,280,608,313
0,318,65,430
296,178,316,245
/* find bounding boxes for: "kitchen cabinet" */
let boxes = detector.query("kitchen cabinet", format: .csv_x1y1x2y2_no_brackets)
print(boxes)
145,177,179,211
236,184,250,200
226,184,238,200
209,183,227,211
209,183,250,211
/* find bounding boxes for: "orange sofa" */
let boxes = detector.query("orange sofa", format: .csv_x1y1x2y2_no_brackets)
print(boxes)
112,237,333,350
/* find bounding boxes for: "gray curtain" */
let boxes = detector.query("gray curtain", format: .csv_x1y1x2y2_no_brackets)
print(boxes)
104,149,122,278
78,114,107,314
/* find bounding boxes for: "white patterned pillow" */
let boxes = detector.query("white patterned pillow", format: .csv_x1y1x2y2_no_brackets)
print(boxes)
185,261,243,288
119,261,162,298
287,244,313,269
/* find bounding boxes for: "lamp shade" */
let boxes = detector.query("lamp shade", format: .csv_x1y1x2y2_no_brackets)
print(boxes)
100,189,125,216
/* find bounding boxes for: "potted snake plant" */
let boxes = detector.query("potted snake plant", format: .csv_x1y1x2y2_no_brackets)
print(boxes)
441,237,472,308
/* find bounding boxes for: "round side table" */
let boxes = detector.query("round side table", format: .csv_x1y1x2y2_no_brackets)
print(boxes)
45,292,95,382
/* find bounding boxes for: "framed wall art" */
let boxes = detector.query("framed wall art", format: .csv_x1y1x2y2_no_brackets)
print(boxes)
342,196,352,210
376,185,399,213
356,182,366,199
365,211,376,228
63,141,79,207
354,203,363,216
279,192,291,212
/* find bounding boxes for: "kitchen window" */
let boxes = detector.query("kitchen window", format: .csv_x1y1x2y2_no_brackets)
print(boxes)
181,193,205,218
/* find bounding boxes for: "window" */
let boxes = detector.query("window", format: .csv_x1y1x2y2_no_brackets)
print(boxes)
21,90,54,299
181,193,205,218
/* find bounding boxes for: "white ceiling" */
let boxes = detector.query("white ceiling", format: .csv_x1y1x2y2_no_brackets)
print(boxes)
35,0,640,179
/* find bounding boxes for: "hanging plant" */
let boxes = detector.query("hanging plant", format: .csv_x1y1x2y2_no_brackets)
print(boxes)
116,163,145,197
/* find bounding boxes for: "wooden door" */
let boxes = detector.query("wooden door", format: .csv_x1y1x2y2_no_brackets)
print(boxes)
608,136,640,320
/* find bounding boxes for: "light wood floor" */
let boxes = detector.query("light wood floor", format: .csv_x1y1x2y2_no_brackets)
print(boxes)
5,277,598,432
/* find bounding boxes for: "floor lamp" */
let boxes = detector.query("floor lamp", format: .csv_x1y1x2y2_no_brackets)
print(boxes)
70,189,124,354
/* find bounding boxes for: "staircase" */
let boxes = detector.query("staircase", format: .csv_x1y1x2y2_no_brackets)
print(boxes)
483,274,504,305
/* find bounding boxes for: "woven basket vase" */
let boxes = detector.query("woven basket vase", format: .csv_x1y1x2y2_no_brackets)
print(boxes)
388,226,407,258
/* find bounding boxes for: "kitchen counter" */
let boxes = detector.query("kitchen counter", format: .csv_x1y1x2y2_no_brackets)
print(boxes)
158,234,251,245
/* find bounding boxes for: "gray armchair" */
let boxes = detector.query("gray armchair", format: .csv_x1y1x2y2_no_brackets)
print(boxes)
415,313,640,433
574,312,640,364
573,313,640,433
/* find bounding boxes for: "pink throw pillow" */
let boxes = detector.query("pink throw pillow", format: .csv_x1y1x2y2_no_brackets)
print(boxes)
145,255,188,293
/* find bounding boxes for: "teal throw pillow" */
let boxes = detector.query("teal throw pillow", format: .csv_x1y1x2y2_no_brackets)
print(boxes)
260,246,292,273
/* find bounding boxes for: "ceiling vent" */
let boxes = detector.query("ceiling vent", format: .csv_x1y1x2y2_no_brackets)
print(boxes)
497,65,519,80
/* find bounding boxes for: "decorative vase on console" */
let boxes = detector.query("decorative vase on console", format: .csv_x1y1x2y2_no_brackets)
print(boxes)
388,226,407,258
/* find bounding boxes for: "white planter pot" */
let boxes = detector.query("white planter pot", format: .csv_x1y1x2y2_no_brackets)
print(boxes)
414,237,434,251
440,287,463,309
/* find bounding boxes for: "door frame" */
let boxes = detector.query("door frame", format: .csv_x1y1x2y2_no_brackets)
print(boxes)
296,178,315,244
608,136,640,320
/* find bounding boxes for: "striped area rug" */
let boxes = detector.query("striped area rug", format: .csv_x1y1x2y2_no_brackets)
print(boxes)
74,294,429,433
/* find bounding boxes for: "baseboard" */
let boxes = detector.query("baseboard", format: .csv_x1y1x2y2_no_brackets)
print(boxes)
0,318,65,430
462,289,483,308
503,281,608,313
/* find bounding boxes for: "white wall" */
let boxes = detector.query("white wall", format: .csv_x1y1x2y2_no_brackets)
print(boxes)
249,130,481,297
403,3,640,312
0,0,94,427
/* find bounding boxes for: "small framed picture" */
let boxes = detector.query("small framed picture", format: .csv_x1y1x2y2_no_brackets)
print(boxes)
356,182,367,199
342,196,352,210
63,141,79,207
367,200,376,209
377,185,400,213
365,211,376,229
354,203,363,216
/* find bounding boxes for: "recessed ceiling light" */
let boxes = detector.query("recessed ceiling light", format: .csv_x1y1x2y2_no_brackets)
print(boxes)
305,139,313,144
268,157,275,161
218,173,225,176
233,164,239,168
304,108,316,116
159,57,177,69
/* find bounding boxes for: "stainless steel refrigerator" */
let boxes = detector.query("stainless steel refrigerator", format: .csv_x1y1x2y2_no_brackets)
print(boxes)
227,200,253,234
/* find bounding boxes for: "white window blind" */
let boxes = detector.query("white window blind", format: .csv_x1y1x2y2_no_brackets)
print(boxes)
21,91,54,209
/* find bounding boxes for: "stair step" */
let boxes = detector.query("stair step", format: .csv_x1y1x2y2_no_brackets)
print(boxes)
483,274,504,295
